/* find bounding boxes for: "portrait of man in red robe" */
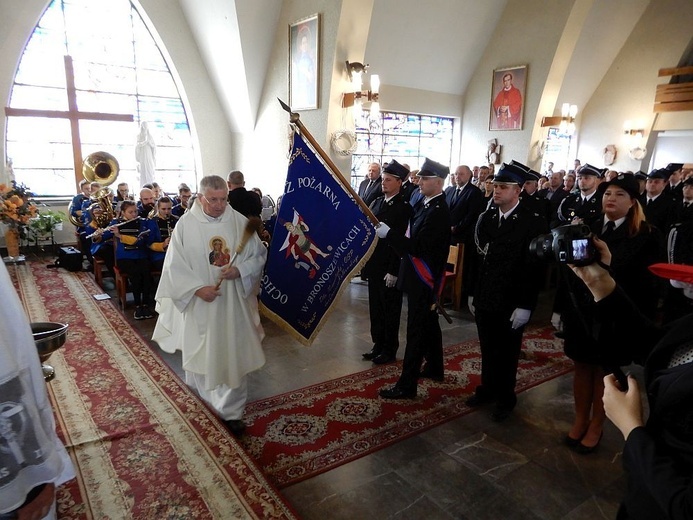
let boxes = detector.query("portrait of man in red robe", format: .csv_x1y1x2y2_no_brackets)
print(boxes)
491,67,526,130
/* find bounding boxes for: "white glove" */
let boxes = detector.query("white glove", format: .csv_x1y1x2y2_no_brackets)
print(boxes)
467,296,475,316
550,312,562,330
510,308,531,329
384,273,397,288
375,222,390,239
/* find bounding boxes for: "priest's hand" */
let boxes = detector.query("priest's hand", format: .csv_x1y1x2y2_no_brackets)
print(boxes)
195,286,221,302
220,265,241,280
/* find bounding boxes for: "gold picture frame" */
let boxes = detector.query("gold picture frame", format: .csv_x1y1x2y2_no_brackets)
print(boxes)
490,65,527,131
289,13,320,110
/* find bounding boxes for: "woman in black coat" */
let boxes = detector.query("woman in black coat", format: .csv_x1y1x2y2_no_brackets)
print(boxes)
558,174,664,453
571,248,693,520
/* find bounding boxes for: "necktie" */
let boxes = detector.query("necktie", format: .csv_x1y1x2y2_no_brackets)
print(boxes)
498,215,506,228
602,220,615,239
453,187,461,203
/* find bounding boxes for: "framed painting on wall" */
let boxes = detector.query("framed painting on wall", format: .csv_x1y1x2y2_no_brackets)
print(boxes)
489,65,527,131
289,13,320,110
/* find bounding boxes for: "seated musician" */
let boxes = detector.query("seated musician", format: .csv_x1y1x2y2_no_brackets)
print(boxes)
147,196,178,272
99,201,155,320
172,185,192,217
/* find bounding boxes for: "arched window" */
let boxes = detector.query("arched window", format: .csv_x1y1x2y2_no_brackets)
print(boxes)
5,0,197,197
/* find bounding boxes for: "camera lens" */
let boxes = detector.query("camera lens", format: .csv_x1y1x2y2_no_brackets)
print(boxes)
528,233,554,261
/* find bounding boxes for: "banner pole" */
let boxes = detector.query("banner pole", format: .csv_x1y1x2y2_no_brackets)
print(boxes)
278,98,379,225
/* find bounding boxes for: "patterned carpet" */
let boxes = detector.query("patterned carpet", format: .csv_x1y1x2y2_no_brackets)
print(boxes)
11,260,297,519
240,327,571,488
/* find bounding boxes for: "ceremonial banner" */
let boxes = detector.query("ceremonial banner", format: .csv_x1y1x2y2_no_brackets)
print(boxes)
260,130,377,344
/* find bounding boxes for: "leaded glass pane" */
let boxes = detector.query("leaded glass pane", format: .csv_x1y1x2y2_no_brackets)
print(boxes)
13,168,75,197
6,141,74,169
136,69,178,97
10,86,68,111
6,117,71,145
80,120,138,147
351,110,454,181
75,91,137,115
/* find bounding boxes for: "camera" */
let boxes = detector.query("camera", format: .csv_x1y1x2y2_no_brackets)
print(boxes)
529,224,597,266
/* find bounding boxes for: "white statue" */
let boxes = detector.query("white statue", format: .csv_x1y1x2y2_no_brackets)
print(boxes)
135,121,156,187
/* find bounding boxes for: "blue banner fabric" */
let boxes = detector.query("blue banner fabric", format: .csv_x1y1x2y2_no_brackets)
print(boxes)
259,131,377,345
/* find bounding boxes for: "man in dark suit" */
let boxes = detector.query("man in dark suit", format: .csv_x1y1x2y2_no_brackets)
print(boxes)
538,170,569,224
399,165,417,202
553,163,605,229
518,169,550,223
641,168,678,234
466,163,548,421
361,160,413,365
226,170,262,218
408,170,424,208
679,176,693,223
447,165,484,245
375,158,451,399
664,162,684,200
357,162,383,207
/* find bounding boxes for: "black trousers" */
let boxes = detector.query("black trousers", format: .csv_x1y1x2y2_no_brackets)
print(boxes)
474,308,524,409
396,290,443,392
118,257,152,306
367,275,403,357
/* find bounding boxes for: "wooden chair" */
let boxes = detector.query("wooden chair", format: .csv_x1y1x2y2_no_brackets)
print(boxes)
441,244,465,310
93,256,107,288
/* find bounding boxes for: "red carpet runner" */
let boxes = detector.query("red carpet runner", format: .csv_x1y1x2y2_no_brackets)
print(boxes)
240,327,571,488
11,261,297,519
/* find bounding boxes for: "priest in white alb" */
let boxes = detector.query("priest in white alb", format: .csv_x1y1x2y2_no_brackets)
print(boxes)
153,175,266,435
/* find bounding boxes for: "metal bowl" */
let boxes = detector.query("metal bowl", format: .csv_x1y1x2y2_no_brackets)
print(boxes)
31,322,68,361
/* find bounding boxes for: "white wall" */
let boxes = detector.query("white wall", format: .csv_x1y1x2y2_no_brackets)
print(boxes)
460,0,575,168
576,0,693,172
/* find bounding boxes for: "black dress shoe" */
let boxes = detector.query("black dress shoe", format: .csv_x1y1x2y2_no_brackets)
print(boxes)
379,386,416,399
465,394,492,407
572,432,603,455
490,407,513,422
419,370,444,382
563,433,584,448
224,419,247,436
362,349,379,361
372,354,396,365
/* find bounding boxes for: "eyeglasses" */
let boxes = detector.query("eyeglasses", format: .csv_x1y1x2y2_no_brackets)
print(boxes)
200,194,227,205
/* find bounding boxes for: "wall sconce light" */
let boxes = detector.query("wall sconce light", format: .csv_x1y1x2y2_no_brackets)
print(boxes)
623,120,645,140
342,60,380,120
559,103,578,135
540,102,578,135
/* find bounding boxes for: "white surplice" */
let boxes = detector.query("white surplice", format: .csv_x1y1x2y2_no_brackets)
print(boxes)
0,262,75,516
153,202,266,393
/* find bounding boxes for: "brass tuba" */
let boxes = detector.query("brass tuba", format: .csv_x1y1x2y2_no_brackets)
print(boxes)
83,151,119,186
83,152,119,229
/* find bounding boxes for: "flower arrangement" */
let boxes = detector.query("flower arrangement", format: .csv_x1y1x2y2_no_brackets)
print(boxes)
0,181,38,237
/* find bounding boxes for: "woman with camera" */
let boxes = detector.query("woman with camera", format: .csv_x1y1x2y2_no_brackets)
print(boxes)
557,174,664,454
569,239,693,520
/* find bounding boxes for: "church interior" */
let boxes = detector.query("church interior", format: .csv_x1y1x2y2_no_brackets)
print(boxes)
2,0,693,518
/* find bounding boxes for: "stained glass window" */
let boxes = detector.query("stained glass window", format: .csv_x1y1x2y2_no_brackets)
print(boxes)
5,0,197,197
541,127,573,173
351,111,454,188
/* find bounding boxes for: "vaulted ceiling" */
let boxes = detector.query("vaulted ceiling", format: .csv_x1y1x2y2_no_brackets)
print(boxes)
178,0,670,134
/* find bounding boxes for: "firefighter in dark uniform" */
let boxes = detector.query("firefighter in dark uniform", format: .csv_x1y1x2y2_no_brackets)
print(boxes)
361,160,414,365
147,196,179,272
375,158,451,399
512,160,549,223
640,168,678,235
553,163,605,229
664,162,684,200
466,163,549,421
